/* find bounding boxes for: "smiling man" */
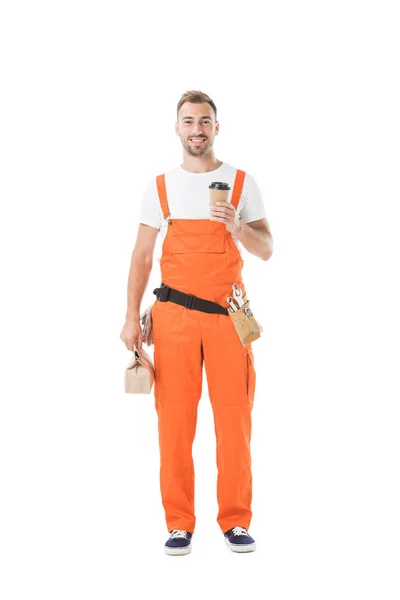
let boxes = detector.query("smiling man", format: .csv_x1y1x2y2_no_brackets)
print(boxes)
120,90,273,556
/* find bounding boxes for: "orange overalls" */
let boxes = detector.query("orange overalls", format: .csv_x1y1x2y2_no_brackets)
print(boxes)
152,169,256,534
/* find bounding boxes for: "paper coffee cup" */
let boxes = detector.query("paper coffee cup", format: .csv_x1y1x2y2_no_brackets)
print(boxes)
209,182,231,205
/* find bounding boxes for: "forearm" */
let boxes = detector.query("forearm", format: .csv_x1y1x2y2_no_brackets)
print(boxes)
125,253,153,322
232,221,273,261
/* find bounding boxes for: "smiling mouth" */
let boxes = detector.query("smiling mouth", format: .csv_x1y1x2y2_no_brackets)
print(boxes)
189,137,206,144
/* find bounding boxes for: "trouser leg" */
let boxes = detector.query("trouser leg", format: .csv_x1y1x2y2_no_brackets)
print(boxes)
152,300,203,533
201,311,256,533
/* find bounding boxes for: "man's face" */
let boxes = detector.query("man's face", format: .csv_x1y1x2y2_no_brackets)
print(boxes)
175,102,219,157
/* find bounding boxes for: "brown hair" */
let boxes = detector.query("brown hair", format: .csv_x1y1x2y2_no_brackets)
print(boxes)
177,90,217,120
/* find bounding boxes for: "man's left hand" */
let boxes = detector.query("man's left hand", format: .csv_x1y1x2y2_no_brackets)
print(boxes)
210,202,242,234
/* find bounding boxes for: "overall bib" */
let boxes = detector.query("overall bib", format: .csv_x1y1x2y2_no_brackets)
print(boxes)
152,169,256,534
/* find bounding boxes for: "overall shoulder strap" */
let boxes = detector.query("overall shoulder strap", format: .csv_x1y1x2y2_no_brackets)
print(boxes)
155,174,171,219
230,169,246,210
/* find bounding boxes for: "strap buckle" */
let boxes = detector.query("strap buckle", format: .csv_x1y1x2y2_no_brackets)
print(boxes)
153,284,171,302
185,294,196,310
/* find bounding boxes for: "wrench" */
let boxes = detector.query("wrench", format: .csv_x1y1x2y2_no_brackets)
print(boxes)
232,283,245,307
226,296,238,312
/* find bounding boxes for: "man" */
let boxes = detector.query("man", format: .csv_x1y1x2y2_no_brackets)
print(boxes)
120,90,273,555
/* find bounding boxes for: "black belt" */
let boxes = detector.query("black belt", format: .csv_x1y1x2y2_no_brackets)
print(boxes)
153,283,229,315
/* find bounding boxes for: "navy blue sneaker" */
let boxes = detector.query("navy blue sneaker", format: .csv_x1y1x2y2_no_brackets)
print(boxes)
164,530,193,556
224,526,256,552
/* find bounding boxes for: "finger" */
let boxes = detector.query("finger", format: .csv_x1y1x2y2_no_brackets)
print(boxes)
137,333,143,351
213,204,232,212
211,206,230,215
211,214,230,224
211,213,231,222
216,202,235,212
212,208,234,218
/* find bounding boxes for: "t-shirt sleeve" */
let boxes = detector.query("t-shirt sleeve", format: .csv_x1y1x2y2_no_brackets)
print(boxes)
238,172,267,224
138,177,163,229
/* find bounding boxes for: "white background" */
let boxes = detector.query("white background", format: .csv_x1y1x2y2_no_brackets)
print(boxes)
1,0,399,598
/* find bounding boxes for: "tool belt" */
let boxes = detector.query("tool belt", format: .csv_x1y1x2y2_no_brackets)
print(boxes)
153,282,263,347
153,283,229,315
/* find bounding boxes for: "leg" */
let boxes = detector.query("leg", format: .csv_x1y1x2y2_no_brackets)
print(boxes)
152,300,203,533
201,311,256,533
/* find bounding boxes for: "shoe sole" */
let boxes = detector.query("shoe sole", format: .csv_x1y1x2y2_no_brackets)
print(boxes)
164,543,192,556
224,538,256,553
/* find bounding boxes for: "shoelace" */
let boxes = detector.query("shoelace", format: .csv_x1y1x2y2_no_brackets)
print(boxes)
231,526,249,537
170,529,188,539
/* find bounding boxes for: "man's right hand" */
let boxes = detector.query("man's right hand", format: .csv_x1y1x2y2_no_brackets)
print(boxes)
120,319,143,352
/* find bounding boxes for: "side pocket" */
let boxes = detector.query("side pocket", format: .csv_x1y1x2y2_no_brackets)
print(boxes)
153,343,161,413
245,346,256,408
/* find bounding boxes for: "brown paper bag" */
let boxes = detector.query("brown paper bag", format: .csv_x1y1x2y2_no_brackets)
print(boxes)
124,346,155,394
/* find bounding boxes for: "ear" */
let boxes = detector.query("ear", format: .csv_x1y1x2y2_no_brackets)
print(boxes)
215,120,220,135
175,121,180,136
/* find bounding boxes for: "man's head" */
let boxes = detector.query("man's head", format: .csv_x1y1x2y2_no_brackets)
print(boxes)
176,90,219,157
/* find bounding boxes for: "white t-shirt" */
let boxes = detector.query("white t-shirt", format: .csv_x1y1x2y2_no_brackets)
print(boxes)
138,162,267,261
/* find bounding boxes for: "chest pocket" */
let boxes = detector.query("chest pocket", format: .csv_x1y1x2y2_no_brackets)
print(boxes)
171,233,225,254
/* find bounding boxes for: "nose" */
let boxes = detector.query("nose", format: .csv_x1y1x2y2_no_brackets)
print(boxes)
191,123,204,136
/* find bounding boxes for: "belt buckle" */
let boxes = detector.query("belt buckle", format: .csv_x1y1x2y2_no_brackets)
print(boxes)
157,284,171,302
185,294,196,310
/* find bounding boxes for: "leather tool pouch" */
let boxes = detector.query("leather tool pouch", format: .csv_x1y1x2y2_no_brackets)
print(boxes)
228,295,263,347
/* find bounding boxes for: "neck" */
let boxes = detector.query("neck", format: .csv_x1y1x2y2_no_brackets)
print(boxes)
180,152,223,174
